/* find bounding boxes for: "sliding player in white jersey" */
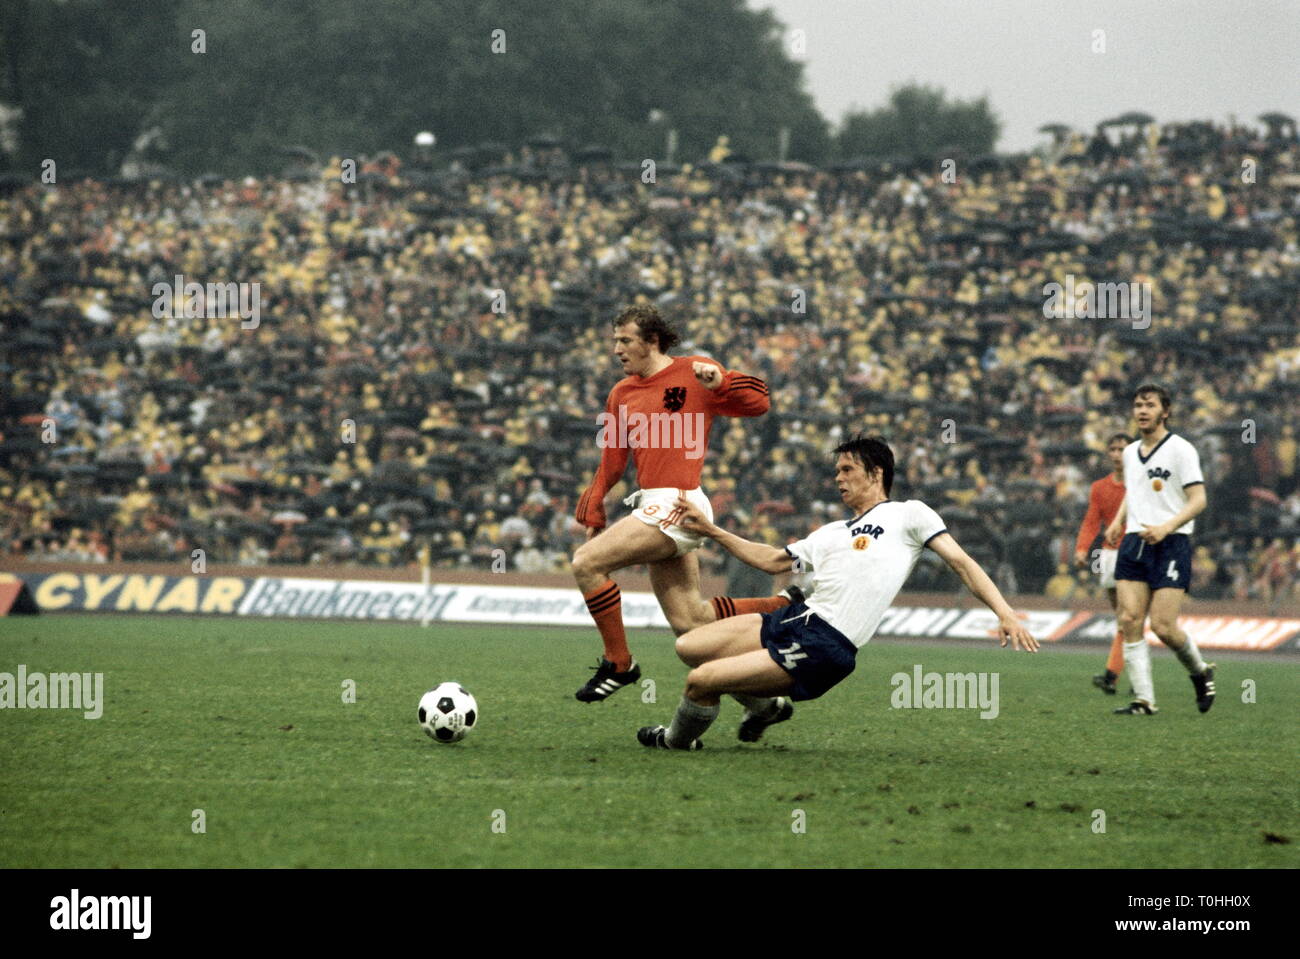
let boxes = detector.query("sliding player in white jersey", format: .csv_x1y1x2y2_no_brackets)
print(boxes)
634,434,1038,750
1103,384,1214,716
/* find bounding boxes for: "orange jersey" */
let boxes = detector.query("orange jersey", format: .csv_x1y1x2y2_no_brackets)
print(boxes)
1075,473,1126,554
575,356,770,528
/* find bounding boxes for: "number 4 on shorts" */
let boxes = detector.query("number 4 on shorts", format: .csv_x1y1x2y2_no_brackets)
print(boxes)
1166,560,1179,581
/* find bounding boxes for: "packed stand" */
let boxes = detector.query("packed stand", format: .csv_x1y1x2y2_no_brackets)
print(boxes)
1,120,1298,603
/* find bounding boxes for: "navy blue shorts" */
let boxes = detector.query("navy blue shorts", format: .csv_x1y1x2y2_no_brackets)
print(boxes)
759,602,857,701
1114,532,1193,592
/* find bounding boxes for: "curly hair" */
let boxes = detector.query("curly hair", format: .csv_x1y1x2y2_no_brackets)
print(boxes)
614,304,680,353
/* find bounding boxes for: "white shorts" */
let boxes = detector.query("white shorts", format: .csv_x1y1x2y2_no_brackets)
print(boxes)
625,487,713,556
1098,548,1118,589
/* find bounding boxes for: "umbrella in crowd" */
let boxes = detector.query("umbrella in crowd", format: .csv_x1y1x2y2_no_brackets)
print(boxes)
1041,441,1093,457
1007,479,1051,492
373,500,427,521
231,521,278,539
10,333,58,353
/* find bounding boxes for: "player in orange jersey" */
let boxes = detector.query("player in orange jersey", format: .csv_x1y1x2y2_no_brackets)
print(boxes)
1074,432,1131,694
571,304,793,702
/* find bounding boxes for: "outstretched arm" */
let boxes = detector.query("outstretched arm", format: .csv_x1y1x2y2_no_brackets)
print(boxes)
672,495,793,574
926,532,1039,651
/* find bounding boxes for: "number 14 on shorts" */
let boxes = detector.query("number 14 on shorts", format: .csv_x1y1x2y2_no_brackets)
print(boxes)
775,643,808,669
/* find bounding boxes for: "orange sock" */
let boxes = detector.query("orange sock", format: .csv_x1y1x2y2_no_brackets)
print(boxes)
1106,630,1125,676
711,595,789,619
584,580,630,671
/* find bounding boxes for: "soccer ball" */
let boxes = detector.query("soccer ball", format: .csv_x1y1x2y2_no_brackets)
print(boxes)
418,683,478,743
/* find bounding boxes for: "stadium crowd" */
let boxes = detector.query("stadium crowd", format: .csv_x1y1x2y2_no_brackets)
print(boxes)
2,119,1298,603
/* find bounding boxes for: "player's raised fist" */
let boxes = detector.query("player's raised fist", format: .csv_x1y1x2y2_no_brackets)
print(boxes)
692,361,723,391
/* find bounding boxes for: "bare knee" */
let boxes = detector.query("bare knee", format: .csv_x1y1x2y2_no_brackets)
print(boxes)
570,544,605,582
1116,608,1143,635
675,633,706,667
684,665,717,701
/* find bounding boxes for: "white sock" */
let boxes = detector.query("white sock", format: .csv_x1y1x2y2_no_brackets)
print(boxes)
1124,638,1155,706
1173,636,1206,674
666,696,719,748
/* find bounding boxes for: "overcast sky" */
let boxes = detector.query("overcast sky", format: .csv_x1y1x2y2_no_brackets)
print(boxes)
759,0,1300,151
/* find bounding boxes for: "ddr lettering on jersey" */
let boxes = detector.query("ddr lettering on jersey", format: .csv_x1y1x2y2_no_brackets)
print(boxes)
783,500,946,649
1122,433,1204,535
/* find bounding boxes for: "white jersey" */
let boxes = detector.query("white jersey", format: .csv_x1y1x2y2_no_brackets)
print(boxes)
1122,432,1204,535
784,499,947,648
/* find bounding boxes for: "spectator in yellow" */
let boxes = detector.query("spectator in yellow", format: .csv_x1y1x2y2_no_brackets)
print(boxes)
1277,424,1297,498
1044,563,1077,600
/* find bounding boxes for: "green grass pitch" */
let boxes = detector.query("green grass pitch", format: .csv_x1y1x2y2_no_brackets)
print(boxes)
1,614,1296,868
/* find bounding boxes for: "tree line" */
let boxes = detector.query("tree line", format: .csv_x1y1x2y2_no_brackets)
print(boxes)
0,0,1000,176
